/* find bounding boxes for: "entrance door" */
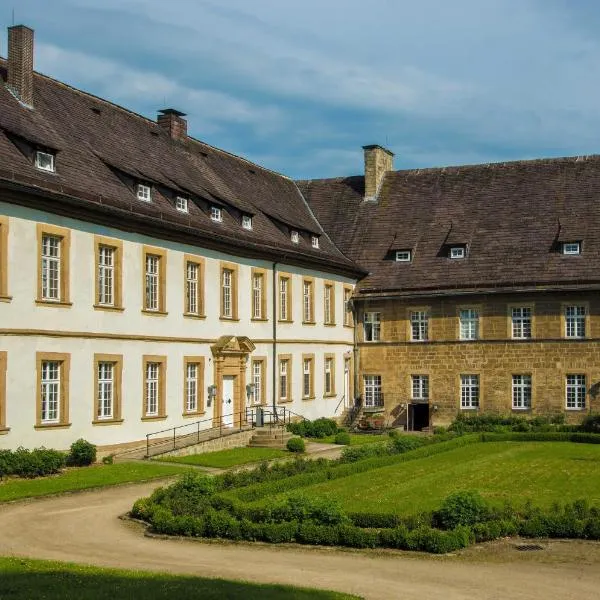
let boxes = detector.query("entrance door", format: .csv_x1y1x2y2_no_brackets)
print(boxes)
222,376,235,427
411,403,430,431
344,359,351,408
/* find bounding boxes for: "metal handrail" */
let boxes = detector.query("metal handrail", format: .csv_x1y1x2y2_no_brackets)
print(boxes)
334,395,346,414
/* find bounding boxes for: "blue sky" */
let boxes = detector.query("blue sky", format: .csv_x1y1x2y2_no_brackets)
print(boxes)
4,0,600,178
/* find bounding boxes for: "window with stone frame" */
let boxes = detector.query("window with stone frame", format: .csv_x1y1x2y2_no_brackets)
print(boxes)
363,312,381,342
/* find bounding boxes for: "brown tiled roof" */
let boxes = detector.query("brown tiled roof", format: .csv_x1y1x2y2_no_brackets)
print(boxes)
0,59,363,278
298,156,600,296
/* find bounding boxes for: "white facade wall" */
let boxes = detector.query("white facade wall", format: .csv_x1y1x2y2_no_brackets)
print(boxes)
0,201,356,450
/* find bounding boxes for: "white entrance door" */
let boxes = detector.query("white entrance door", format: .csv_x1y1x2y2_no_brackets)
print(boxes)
222,376,235,427
344,359,351,409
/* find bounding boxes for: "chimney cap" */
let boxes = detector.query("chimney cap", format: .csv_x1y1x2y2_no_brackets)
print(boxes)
158,108,187,117
362,144,394,156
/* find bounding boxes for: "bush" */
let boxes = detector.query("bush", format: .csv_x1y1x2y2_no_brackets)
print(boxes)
580,414,600,434
11,447,66,478
67,439,97,466
287,418,338,439
480,432,600,444
287,437,305,453
334,432,351,445
0,449,17,479
434,491,488,529
102,454,114,465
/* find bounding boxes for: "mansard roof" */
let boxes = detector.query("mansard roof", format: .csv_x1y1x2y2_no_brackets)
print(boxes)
298,156,600,297
0,59,363,279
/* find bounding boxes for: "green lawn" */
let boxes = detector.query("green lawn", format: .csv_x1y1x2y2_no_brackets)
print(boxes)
0,462,186,502
318,433,387,446
275,441,600,515
159,447,288,468
0,557,358,600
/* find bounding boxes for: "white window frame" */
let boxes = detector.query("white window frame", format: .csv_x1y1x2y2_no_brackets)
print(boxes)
35,150,55,173
252,361,262,405
363,312,381,342
252,273,263,319
279,277,288,321
175,196,189,213
222,269,233,318
186,261,199,314
137,184,151,202
290,230,299,244
242,215,253,230
512,307,532,339
145,254,160,311
41,360,60,423
97,362,114,420
395,250,411,262
566,374,586,410
460,374,479,409
364,375,382,408
411,375,429,402
279,360,288,401
450,246,465,259
325,357,333,395
410,311,429,341
41,234,61,301
185,362,198,413
303,358,311,399
145,362,160,416
565,305,586,338
303,281,312,323
562,242,581,255
459,308,479,340
311,236,319,249
211,206,223,222
512,374,532,410
324,285,333,324
97,245,115,306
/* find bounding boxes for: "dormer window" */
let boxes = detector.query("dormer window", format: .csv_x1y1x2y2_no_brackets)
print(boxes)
210,206,223,222
242,215,253,230
291,230,299,244
311,236,320,249
35,150,55,173
562,242,581,255
175,196,189,213
395,250,411,262
137,184,151,202
450,246,466,259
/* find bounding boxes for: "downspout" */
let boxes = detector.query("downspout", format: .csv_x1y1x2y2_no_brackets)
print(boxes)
353,297,360,407
272,261,278,419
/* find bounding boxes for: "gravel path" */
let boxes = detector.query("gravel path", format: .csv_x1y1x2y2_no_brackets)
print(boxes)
1,481,599,599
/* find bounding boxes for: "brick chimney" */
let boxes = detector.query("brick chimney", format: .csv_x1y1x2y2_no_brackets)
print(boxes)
157,108,187,141
363,144,394,201
7,25,34,106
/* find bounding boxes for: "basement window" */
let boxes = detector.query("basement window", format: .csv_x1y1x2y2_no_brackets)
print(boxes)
35,150,55,173
210,206,223,222
395,250,412,262
137,184,151,202
242,215,253,230
291,230,299,244
311,236,320,249
562,242,581,255
450,246,466,259
175,196,189,213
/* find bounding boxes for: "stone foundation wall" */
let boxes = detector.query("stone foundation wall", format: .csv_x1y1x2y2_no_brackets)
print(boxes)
159,429,255,458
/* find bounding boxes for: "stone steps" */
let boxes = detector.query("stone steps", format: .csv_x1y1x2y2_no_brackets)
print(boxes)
248,427,295,448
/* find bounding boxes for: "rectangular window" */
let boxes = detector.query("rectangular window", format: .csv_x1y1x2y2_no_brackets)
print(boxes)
324,283,335,325
311,236,319,249
364,375,382,407
137,184,151,202
303,279,313,323
176,196,188,212
511,307,532,339
142,355,166,419
253,273,263,319
411,375,429,402
562,242,581,255
97,246,114,306
450,246,465,259
565,305,586,338
290,230,299,244
145,254,159,311
279,358,291,401
97,362,114,420
186,262,198,314
252,359,265,405
37,225,70,305
364,312,381,342
35,150,55,172
36,352,69,427
396,250,411,262
459,308,479,340
145,362,159,416
343,287,353,327
460,374,479,409
324,355,335,396
512,374,532,410
220,263,238,319
242,215,252,230
278,274,292,321
566,374,586,410
0,352,6,431
41,234,61,301
302,357,313,399
410,310,429,341
185,363,198,413
0,217,8,300
211,206,222,222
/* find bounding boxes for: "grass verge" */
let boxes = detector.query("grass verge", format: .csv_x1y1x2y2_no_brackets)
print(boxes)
0,462,186,502
158,447,288,468
0,557,359,600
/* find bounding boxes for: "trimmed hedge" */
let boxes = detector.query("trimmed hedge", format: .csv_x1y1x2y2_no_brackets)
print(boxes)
449,413,568,434
479,432,600,444
287,418,339,439
67,439,97,466
334,432,351,445
287,438,305,453
0,447,66,479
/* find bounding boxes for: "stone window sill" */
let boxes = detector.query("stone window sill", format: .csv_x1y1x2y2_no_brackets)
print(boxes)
141,415,168,421
182,411,206,418
0,295,12,303
141,309,168,317
92,418,124,426
183,313,206,320
35,300,73,308
0,427,10,435
94,304,125,312
35,422,72,430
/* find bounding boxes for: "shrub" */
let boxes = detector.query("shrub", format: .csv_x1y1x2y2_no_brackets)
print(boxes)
480,432,600,444
334,431,351,445
580,414,600,434
67,439,97,466
0,449,17,479
12,447,66,478
101,454,114,465
287,437,305,453
434,491,488,529
287,418,337,439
